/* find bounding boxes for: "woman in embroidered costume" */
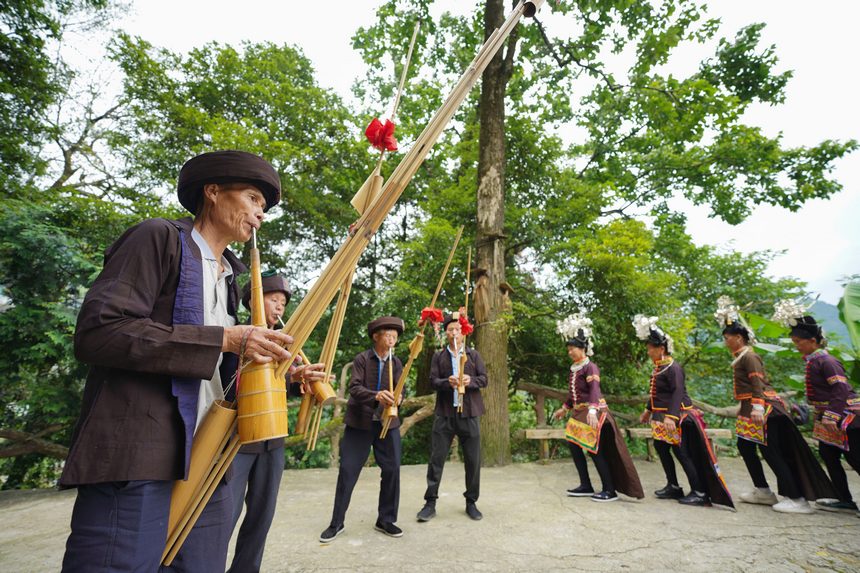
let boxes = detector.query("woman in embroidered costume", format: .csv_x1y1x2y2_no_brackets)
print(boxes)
777,300,860,514
553,314,644,502
633,315,734,509
716,297,835,514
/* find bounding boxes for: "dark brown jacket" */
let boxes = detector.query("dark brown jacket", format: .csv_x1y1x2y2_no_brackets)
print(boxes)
646,359,693,421
563,360,604,410
60,217,245,486
429,347,488,417
804,349,860,427
344,349,404,431
731,348,787,418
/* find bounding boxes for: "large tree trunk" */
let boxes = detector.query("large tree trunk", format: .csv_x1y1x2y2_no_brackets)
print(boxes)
474,0,518,467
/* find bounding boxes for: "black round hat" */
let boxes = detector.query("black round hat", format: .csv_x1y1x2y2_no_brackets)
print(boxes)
241,271,292,310
367,316,405,339
177,150,281,214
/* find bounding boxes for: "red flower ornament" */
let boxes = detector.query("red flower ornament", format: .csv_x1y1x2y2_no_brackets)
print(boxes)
420,307,444,326
365,118,398,152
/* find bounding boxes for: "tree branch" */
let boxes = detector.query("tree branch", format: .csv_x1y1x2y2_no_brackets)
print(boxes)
533,17,679,103
0,425,69,459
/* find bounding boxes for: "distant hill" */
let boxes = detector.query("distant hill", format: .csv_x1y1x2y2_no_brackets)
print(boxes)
811,300,851,348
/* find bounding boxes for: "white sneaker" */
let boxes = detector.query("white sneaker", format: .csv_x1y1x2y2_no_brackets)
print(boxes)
739,488,778,506
772,498,814,514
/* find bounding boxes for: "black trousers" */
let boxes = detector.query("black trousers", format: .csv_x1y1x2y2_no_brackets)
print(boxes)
737,414,802,499
654,418,703,493
227,446,285,573
330,423,401,528
424,415,481,504
568,425,614,494
819,427,860,502
62,478,232,573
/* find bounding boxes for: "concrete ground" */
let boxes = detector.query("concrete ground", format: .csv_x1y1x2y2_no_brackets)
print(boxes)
2,457,859,572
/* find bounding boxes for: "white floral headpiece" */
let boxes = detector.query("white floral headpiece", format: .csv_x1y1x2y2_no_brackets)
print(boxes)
714,295,757,345
556,312,594,356
772,299,808,328
632,314,674,355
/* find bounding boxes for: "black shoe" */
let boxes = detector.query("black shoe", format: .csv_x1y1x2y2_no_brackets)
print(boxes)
416,503,436,522
678,492,709,506
815,499,859,513
590,491,618,503
566,484,595,497
466,502,483,520
319,524,344,543
374,520,403,538
654,484,684,500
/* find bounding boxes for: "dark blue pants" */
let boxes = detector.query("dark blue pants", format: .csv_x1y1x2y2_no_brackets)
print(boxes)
330,423,401,528
424,415,482,504
62,479,232,573
227,447,284,573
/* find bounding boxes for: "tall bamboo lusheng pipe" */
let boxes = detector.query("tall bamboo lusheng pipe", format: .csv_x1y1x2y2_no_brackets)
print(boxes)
381,226,464,439
298,22,421,452
457,247,472,413
274,1,545,382
238,230,289,443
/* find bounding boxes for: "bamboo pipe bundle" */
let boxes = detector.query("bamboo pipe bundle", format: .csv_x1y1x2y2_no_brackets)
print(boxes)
308,24,420,449
274,1,540,381
301,172,381,450
457,247,471,413
161,400,239,565
380,226,464,438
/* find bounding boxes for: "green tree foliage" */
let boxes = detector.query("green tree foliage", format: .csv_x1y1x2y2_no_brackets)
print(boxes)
0,0,110,195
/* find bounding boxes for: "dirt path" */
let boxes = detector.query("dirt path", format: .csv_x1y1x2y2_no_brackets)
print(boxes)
2,457,859,572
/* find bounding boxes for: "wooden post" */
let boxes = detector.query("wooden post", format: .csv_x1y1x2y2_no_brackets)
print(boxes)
533,394,548,462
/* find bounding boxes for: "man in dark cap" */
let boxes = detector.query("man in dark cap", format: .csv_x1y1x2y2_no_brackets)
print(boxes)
227,271,294,573
320,316,406,543
416,312,488,522
60,150,326,572
790,315,860,514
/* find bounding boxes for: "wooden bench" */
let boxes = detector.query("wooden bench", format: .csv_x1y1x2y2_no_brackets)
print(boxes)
522,427,734,462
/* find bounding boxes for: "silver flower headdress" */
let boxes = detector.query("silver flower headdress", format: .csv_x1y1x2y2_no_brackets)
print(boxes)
772,299,808,328
632,314,674,355
714,295,757,345
556,312,594,356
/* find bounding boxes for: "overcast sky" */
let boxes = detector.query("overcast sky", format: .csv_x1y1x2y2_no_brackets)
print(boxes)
71,0,858,304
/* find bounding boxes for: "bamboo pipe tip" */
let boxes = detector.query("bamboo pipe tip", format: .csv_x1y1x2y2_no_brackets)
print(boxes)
524,0,545,17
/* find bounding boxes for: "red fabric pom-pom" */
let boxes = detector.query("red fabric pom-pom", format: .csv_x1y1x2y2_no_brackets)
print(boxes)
420,307,444,326
458,314,474,336
365,118,398,152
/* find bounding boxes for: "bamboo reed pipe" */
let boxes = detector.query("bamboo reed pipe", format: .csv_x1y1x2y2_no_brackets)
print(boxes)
457,247,472,412
163,434,241,565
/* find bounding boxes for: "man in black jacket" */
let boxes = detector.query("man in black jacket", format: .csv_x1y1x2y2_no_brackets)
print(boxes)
417,312,488,522
60,151,327,572
319,316,405,543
